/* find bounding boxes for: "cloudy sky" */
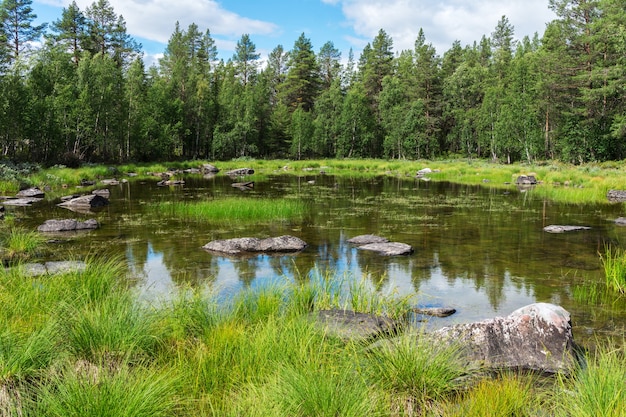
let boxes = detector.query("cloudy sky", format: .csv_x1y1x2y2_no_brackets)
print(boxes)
33,0,557,65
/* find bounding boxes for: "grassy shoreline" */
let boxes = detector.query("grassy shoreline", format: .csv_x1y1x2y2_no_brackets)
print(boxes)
0,257,623,416
3,158,626,204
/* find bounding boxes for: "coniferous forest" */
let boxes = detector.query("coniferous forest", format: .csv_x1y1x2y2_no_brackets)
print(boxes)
0,0,625,165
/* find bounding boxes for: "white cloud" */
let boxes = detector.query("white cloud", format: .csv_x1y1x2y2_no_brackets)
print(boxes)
334,0,556,54
54,0,278,44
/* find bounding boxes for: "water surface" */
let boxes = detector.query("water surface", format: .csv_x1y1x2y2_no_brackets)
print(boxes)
12,173,626,345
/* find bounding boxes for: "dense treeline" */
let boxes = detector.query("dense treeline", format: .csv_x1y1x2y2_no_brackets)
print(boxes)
0,0,625,165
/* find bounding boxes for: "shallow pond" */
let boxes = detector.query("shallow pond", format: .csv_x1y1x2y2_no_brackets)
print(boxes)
9,172,626,346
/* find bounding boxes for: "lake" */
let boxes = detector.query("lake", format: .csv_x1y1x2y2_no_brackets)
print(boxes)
13,172,626,345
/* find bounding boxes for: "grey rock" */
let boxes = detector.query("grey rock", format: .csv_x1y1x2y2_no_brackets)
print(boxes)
2,197,43,206
543,225,591,233
347,234,390,246
201,163,220,174
358,242,414,256
516,175,538,185
412,307,457,317
38,219,99,232
615,217,626,225
433,303,578,374
203,235,307,255
91,189,110,198
100,179,120,186
312,309,402,342
16,187,45,198
226,168,255,177
58,194,109,211
607,189,626,202
416,168,432,177
19,261,87,276
231,181,254,191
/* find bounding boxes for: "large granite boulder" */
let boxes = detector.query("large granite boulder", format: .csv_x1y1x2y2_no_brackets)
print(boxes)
312,309,402,343
38,219,99,232
201,163,219,174
203,235,307,255
433,303,578,374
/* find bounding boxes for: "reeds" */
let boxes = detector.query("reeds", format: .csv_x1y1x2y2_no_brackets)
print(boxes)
600,245,626,294
0,227,45,262
153,197,305,224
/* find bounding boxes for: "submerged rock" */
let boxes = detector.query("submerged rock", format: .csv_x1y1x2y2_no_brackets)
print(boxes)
18,260,87,277
543,225,591,233
312,309,402,342
203,235,307,255
433,303,578,374
412,307,457,318
347,234,389,245
358,242,414,256
37,219,99,232
2,197,43,206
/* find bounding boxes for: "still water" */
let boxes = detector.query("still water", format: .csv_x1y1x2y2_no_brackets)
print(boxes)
13,173,626,344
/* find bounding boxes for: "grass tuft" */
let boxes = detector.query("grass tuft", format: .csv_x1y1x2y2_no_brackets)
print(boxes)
600,245,626,294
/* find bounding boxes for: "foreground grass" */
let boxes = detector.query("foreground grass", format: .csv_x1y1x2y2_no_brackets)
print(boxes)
0,257,624,416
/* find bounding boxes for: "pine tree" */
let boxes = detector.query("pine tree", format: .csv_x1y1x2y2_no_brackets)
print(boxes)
0,0,46,63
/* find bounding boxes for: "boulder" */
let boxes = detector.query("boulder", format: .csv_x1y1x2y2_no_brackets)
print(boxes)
416,168,432,177
347,234,390,246
226,168,255,177
19,261,87,277
412,307,457,318
358,242,414,256
203,235,307,255
16,187,45,198
100,179,120,186
91,189,110,198
231,181,254,191
38,219,99,232
201,163,219,174
543,225,591,233
57,194,109,212
607,189,626,202
515,175,538,186
312,309,402,342
2,197,43,206
433,303,578,374
615,217,626,226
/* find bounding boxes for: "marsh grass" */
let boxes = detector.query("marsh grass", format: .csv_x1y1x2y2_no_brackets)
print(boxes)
365,333,466,411
60,291,163,365
600,245,626,294
557,343,626,417
153,197,305,224
35,364,180,417
0,227,45,262
442,373,546,417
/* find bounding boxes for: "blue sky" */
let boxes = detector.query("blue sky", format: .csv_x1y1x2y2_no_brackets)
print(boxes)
33,0,557,67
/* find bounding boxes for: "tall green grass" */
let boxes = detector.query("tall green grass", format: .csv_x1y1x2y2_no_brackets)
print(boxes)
153,197,305,224
0,227,45,262
557,343,626,417
600,245,626,294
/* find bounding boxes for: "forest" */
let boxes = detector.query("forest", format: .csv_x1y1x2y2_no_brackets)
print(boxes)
0,0,625,165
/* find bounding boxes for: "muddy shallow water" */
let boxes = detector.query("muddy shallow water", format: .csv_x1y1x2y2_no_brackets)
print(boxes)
9,173,626,346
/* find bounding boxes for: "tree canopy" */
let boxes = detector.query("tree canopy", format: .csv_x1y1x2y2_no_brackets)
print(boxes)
1,0,625,164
